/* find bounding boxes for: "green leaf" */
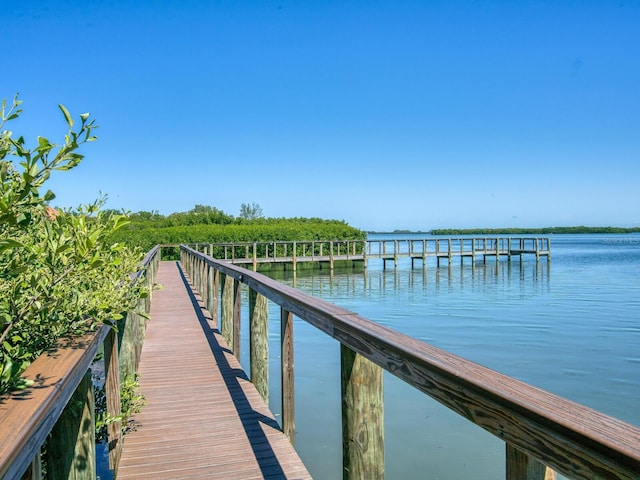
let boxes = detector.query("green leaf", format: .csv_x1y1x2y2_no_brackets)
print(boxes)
58,104,73,128
0,239,24,251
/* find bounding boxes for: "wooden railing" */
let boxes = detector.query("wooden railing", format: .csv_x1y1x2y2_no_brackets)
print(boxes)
191,239,365,271
181,244,639,480
366,237,551,267
0,246,161,480
182,237,550,271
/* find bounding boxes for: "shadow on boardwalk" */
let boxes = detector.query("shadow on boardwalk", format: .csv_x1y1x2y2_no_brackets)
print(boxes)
178,264,292,478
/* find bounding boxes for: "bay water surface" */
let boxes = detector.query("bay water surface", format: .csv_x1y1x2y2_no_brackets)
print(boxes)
237,233,640,479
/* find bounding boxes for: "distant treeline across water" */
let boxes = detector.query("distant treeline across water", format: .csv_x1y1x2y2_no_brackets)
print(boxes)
380,226,640,235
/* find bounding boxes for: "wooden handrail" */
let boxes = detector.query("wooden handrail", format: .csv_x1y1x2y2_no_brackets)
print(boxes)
182,244,640,480
0,325,109,478
0,327,109,479
0,245,161,479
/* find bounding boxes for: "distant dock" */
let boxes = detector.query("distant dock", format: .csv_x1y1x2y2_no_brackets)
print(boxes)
186,237,551,271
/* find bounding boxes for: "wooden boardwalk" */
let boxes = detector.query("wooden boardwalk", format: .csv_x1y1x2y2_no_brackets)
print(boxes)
117,261,311,479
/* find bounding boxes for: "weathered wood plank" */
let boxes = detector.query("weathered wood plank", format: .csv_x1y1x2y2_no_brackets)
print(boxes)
0,328,108,480
103,328,122,472
281,308,295,444
506,443,556,480
249,289,269,403
341,345,384,480
45,371,96,480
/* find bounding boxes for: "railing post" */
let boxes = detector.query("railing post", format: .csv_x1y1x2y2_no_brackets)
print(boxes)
45,371,96,480
293,241,297,272
104,328,122,472
281,308,295,443
341,345,384,480
330,241,335,270
232,278,241,359
394,240,398,268
207,263,218,327
249,288,269,403
472,239,477,266
547,237,551,262
363,240,368,269
253,242,258,271
221,273,234,348
22,450,42,480
506,444,556,480
134,296,147,370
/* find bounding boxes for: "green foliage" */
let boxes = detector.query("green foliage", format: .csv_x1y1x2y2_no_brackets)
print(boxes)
108,203,366,256
111,217,367,255
95,373,146,442
0,95,145,394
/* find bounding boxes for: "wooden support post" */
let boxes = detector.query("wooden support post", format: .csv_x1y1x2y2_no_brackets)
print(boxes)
104,329,122,472
45,371,96,480
221,273,234,347
201,260,208,309
394,240,398,268
341,345,384,480
547,237,551,262
249,289,269,403
293,241,297,272
472,239,476,266
506,444,556,480
21,450,42,480
253,242,258,271
233,278,241,360
330,241,335,270
135,296,147,369
363,240,368,269
209,267,220,327
281,308,295,443
199,259,207,306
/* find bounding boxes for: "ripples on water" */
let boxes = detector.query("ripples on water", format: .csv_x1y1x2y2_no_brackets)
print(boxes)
237,234,639,479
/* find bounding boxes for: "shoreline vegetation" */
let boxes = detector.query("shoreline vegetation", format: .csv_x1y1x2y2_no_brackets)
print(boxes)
371,226,640,235
108,205,367,253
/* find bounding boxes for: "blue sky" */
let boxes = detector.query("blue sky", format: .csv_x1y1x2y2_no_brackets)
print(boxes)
4,1,639,231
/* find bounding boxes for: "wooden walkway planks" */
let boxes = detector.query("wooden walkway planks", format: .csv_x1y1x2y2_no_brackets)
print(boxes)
117,261,311,479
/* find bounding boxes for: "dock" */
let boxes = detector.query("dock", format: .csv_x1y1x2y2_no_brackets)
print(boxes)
117,261,311,479
190,237,551,271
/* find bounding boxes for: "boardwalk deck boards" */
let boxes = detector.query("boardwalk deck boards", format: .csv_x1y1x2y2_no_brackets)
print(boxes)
117,261,311,479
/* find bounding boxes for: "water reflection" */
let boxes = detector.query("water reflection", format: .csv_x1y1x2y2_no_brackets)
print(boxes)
272,258,550,301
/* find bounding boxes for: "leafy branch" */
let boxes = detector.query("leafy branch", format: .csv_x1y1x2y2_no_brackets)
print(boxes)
0,95,144,394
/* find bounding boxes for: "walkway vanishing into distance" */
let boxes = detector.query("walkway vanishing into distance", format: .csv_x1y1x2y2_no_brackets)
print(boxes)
117,261,311,479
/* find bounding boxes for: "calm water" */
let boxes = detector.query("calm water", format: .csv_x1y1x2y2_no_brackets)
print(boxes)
236,234,640,479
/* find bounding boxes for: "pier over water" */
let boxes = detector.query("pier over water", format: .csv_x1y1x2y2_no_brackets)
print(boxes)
190,237,551,271
3,241,639,480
